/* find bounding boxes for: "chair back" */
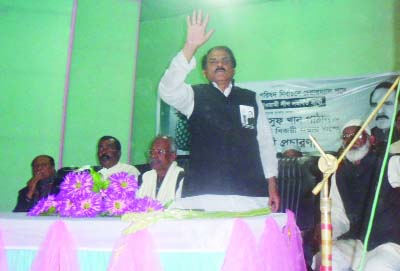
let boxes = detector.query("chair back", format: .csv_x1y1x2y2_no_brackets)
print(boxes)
278,156,319,231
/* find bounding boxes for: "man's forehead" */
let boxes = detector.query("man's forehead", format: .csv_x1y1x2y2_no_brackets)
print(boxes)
152,138,170,149
343,126,360,133
33,156,51,165
207,49,229,58
373,88,395,100
99,139,117,147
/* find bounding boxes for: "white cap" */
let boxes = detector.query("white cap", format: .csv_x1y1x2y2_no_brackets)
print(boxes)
341,119,371,135
390,140,400,154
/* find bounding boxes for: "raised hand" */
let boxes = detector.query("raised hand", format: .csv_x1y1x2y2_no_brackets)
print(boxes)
183,10,214,61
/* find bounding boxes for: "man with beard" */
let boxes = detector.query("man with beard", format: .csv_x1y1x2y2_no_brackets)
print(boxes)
158,11,279,211
313,119,400,270
97,135,139,180
370,80,398,154
13,155,59,212
137,136,184,204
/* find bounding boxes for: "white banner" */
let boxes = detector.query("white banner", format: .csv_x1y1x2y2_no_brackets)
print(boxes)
161,72,399,154
239,72,399,153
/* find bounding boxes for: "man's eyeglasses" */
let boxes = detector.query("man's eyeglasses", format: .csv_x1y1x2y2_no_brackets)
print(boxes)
342,132,367,140
207,57,232,66
147,149,171,156
32,163,51,169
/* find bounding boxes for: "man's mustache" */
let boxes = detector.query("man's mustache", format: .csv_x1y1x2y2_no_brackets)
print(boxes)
376,115,389,120
100,154,111,161
215,67,226,73
150,158,161,168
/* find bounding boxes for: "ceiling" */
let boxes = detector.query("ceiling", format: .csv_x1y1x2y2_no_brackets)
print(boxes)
140,0,274,21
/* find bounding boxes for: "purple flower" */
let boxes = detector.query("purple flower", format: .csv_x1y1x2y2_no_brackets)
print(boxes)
131,197,164,213
56,196,77,217
28,195,58,216
103,193,134,216
107,172,138,197
60,171,93,198
70,193,103,217
99,189,108,197
28,170,166,218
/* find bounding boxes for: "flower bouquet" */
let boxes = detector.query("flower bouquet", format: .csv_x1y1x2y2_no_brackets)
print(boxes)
28,169,163,217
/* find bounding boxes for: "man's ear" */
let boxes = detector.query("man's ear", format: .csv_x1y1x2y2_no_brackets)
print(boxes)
369,135,376,146
171,152,177,161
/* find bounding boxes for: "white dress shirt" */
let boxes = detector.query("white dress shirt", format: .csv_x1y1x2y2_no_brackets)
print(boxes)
159,51,278,178
98,162,140,180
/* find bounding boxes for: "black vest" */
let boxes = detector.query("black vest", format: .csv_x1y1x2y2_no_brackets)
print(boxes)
182,83,266,197
336,152,400,250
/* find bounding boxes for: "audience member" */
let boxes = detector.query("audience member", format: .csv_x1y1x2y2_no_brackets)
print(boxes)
279,144,316,270
313,119,400,270
97,135,139,180
281,145,303,158
137,136,184,205
13,155,59,212
158,11,279,211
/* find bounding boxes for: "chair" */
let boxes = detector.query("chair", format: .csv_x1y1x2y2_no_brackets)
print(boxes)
277,156,320,231
278,156,321,266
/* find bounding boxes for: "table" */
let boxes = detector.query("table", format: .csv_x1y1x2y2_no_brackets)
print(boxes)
0,212,287,271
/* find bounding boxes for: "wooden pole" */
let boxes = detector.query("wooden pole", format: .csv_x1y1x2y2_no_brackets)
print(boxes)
319,173,332,271
308,77,399,271
312,77,400,195
316,154,336,271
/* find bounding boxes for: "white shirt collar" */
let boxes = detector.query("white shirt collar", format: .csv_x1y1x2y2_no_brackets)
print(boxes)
212,82,233,97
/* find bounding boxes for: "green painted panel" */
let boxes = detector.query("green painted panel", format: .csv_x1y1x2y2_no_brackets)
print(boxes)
63,0,140,167
0,0,72,211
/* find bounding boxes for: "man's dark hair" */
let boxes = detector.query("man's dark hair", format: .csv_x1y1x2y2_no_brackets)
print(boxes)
369,81,396,105
98,135,121,151
201,46,237,70
31,155,55,167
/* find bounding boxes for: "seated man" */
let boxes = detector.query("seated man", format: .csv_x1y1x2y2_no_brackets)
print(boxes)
96,135,140,180
13,155,59,212
313,119,400,270
137,136,184,205
281,145,303,158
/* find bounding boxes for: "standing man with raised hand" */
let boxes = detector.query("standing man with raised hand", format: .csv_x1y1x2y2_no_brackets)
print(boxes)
158,11,280,211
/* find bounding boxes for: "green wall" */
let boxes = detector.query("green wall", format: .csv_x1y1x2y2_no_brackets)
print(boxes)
0,1,72,211
0,0,140,211
62,0,140,167
133,0,399,165
0,0,399,211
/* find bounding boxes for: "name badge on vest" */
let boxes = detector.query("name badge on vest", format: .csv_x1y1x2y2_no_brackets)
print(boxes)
239,105,255,129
